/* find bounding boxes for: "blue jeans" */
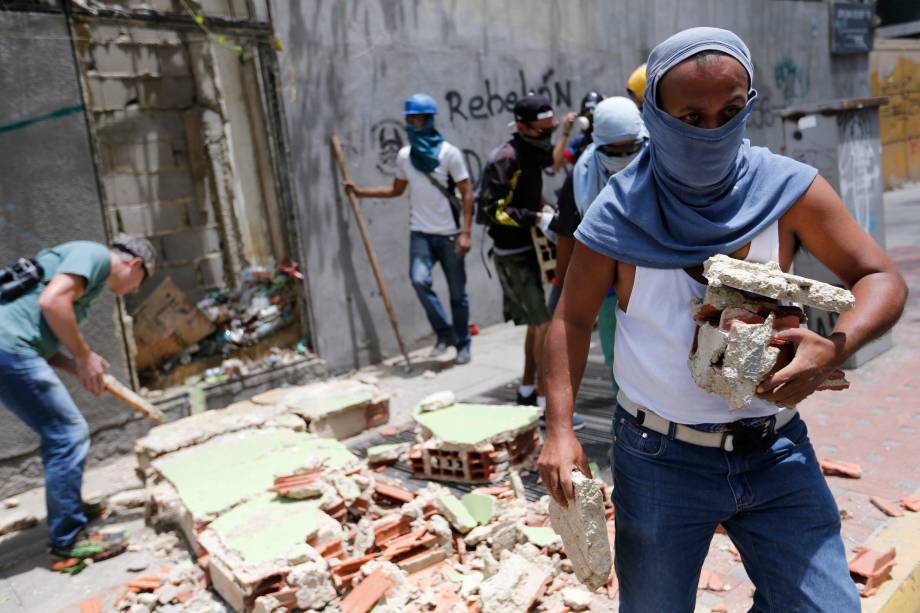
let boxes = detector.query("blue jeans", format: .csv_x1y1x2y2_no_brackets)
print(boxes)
0,349,89,549
409,231,470,348
611,405,859,613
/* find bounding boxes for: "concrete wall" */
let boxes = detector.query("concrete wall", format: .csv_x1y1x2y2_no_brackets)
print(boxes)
270,0,871,369
872,38,920,189
0,10,149,498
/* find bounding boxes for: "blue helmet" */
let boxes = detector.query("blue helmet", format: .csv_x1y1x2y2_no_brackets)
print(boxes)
404,93,438,116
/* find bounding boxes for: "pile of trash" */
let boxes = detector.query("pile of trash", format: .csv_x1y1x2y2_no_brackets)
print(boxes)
141,260,306,386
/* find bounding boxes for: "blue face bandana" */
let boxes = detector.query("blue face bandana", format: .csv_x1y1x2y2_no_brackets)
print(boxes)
574,27,818,268
573,96,647,216
406,116,444,174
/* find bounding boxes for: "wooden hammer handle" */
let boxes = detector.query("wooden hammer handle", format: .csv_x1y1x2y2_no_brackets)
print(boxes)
102,374,165,422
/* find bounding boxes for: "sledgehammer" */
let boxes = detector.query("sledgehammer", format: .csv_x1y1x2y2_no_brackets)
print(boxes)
102,374,165,422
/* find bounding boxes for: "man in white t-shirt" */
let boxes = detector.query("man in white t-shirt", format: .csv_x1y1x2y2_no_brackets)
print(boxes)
345,93,475,364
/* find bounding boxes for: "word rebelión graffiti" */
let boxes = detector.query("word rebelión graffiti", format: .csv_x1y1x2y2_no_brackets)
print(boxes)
445,69,573,123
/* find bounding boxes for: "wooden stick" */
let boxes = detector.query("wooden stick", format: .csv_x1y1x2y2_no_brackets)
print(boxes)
330,135,412,366
102,374,165,422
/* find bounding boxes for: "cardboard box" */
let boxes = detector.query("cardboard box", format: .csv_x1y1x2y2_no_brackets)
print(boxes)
132,278,215,369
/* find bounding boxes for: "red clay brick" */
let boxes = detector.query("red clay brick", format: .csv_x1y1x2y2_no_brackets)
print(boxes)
849,546,897,597
79,598,102,613
820,459,863,479
870,496,904,517
899,494,920,512
340,568,394,613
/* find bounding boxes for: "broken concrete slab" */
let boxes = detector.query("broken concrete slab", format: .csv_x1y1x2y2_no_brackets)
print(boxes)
366,443,410,465
410,403,542,483
520,526,562,551
689,256,854,410
703,254,856,313
252,379,391,440
436,495,478,534
416,390,456,413
548,471,611,591
479,551,552,612
198,493,329,611
146,430,358,551
134,400,303,471
461,493,494,526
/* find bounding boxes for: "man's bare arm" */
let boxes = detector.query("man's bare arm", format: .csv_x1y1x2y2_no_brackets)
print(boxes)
456,178,474,255
38,273,110,396
537,242,615,505
344,178,408,199
758,175,907,404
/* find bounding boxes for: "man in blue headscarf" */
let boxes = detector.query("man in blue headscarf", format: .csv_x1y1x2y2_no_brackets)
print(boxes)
538,28,906,612
549,96,647,394
346,93,475,364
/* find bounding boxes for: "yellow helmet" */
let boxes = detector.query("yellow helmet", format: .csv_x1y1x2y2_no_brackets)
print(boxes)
626,64,647,105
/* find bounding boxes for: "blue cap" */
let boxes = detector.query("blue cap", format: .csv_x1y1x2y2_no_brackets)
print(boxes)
404,93,438,116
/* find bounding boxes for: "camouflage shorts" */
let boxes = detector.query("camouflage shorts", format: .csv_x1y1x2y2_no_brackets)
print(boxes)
493,249,551,326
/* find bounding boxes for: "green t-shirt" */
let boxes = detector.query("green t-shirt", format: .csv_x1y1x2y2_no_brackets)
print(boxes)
0,241,111,358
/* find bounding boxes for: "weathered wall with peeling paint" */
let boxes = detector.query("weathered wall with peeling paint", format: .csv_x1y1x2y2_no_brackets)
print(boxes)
270,0,871,369
0,10,152,499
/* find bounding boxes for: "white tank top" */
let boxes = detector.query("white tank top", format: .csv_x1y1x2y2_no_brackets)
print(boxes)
613,223,781,424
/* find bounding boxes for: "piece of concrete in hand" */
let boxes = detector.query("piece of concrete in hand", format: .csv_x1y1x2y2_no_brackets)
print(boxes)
689,256,853,410
689,314,780,410
703,254,856,313
548,471,612,591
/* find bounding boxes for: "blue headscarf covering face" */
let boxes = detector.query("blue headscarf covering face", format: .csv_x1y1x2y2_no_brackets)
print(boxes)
406,116,444,174
573,96,647,216
575,27,818,268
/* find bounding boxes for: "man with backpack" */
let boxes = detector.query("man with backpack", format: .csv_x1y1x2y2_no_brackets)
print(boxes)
345,93,474,364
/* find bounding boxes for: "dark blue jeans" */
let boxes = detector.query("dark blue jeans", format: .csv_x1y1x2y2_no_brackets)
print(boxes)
611,405,859,613
0,349,89,549
409,231,470,348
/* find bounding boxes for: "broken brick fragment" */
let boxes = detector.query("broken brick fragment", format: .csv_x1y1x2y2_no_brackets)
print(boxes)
698,569,731,592
820,459,862,479
899,494,920,512
374,481,416,505
849,546,897,597
79,598,102,613
339,567,394,613
126,576,162,592
870,496,904,517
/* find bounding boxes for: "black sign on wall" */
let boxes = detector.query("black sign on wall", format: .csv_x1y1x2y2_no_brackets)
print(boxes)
831,3,875,54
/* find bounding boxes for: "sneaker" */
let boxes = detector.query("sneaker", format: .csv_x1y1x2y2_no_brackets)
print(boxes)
539,413,586,431
516,390,538,406
429,341,450,358
50,530,128,574
455,345,471,365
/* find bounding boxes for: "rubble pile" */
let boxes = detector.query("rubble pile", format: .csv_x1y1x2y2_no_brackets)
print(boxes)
689,255,856,409
408,392,543,483
133,386,619,612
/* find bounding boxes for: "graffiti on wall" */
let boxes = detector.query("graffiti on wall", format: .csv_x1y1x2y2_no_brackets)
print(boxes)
370,118,405,176
369,118,484,186
774,58,810,103
837,111,879,235
444,69,573,123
